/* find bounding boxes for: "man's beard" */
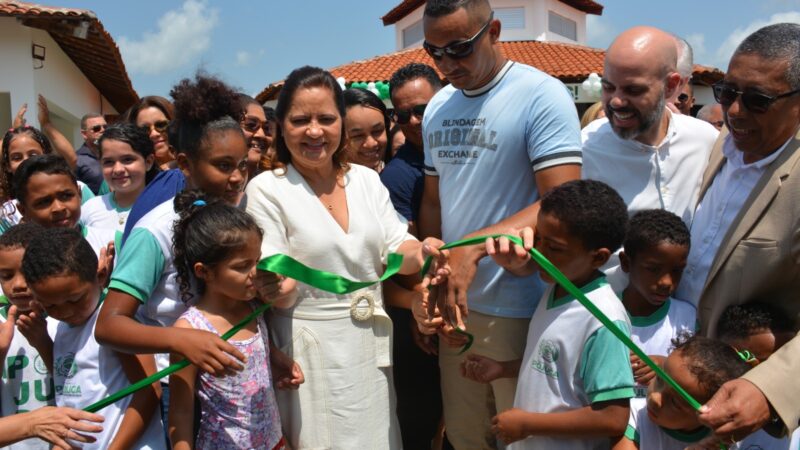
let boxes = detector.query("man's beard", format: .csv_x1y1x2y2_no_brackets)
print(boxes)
606,93,666,141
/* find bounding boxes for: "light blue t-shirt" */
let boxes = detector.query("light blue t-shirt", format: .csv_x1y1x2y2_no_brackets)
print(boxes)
422,61,582,318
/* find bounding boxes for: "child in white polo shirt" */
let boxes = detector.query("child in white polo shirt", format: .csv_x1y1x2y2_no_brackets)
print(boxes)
618,209,696,397
463,180,635,449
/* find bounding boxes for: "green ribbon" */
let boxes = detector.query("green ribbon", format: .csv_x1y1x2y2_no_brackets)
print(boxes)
420,234,703,411
257,252,404,294
83,302,272,413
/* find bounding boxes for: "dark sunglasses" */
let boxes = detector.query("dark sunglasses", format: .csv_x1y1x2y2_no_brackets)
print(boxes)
86,124,106,133
713,82,800,113
423,12,494,61
241,116,272,136
677,93,690,103
140,120,170,134
392,104,427,124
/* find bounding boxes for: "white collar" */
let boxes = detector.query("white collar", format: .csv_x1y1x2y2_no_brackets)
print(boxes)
462,60,514,97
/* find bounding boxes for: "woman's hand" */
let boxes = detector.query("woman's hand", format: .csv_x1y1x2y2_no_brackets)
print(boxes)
255,270,297,308
412,283,443,336
26,406,104,449
270,345,304,390
420,237,450,286
172,328,246,377
485,228,535,276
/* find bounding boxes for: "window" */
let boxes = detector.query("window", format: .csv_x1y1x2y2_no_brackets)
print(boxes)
548,11,577,41
495,7,525,30
403,20,424,47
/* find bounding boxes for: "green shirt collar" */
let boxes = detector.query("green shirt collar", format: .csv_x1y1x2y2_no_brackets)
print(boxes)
547,274,608,309
109,193,132,212
628,298,671,327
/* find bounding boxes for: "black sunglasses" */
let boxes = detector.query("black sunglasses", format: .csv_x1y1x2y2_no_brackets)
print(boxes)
423,12,494,61
241,116,272,136
140,120,170,134
392,104,427,124
86,124,106,133
712,82,800,114
677,93,690,103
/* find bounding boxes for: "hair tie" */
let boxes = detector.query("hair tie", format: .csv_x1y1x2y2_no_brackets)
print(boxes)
735,349,759,367
193,200,207,207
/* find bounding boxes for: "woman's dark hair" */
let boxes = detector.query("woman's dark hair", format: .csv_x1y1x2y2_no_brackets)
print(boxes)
12,154,76,204
172,189,263,302
98,123,161,185
343,88,392,164
671,333,751,403
237,93,260,111
1,126,53,200
169,73,245,160
127,95,175,123
273,66,348,172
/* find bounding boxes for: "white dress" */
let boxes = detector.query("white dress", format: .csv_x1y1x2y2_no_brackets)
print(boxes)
245,164,413,449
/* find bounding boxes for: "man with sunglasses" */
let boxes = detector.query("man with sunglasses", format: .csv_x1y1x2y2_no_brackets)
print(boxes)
674,83,695,115
582,26,718,228
417,1,582,448
75,112,107,194
673,23,800,448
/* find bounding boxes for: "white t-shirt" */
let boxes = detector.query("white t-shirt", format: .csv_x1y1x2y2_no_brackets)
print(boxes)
627,297,697,397
511,277,635,450
0,305,59,450
80,193,131,233
53,303,165,449
626,397,712,449
737,429,791,450
582,112,718,226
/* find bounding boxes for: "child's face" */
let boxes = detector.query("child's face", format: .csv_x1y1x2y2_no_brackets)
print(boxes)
646,349,706,431
181,129,248,206
30,273,100,326
7,135,45,174
622,242,688,307
100,139,152,195
0,246,34,312
199,230,261,301
18,173,81,228
534,211,606,285
725,330,793,363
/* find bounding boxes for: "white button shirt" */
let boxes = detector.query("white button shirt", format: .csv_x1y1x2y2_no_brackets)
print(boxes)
675,134,790,306
582,111,719,225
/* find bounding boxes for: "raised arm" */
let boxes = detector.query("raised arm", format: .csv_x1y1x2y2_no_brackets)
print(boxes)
38,95,77,169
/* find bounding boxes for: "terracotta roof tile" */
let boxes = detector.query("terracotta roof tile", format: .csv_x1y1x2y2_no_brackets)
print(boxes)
255,40,723,103
0,1,138,112
381,0,603,25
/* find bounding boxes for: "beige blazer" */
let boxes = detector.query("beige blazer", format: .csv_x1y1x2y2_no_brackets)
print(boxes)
696,127,800,431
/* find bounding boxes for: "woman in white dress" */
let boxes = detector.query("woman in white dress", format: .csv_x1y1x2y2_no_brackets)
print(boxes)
245,66,447,449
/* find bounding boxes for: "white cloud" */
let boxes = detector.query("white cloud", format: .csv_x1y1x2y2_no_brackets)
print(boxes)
118,0,219,75
712,11,800,69
586,15,616,49
236,51,251,67
684,33,707,63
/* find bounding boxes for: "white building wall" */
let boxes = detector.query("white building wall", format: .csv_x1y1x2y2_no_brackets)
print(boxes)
542,0,586,44
0,18,116,146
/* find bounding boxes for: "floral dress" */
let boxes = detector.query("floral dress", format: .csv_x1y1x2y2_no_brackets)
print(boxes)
180,302,283,449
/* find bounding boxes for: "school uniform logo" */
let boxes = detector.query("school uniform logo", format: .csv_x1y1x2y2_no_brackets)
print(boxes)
55,352,77,378
531,340,559,379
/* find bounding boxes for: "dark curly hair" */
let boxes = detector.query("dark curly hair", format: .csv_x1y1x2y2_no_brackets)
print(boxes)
0,222,44,250
670,333,751,403
718,302,796,342
172,189,263,302
623,209,690,259
389,63,443,98
169,72,245,160
272,66,349,174
98,123,161,185
540,179,628,252
1,126,53,201
21,227,97,285
12,154,76,204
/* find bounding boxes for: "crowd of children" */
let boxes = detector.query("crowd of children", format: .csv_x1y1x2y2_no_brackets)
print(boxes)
0,75,797,450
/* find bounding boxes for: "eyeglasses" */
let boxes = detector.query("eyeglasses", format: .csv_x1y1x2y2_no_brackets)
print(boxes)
423,12,494,61
392,104,427,124
677,93,690,103
241,116,272,136
140,120,170,134
85,124,106,133
712,82,800,113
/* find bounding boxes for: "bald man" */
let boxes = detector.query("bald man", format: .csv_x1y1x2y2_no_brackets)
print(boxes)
697,103,724,130
667,35,694,113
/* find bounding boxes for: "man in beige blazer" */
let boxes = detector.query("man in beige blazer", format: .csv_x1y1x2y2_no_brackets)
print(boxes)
673,23,800,445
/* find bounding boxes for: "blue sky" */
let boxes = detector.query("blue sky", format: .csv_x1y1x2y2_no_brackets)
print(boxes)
55,0,800,98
